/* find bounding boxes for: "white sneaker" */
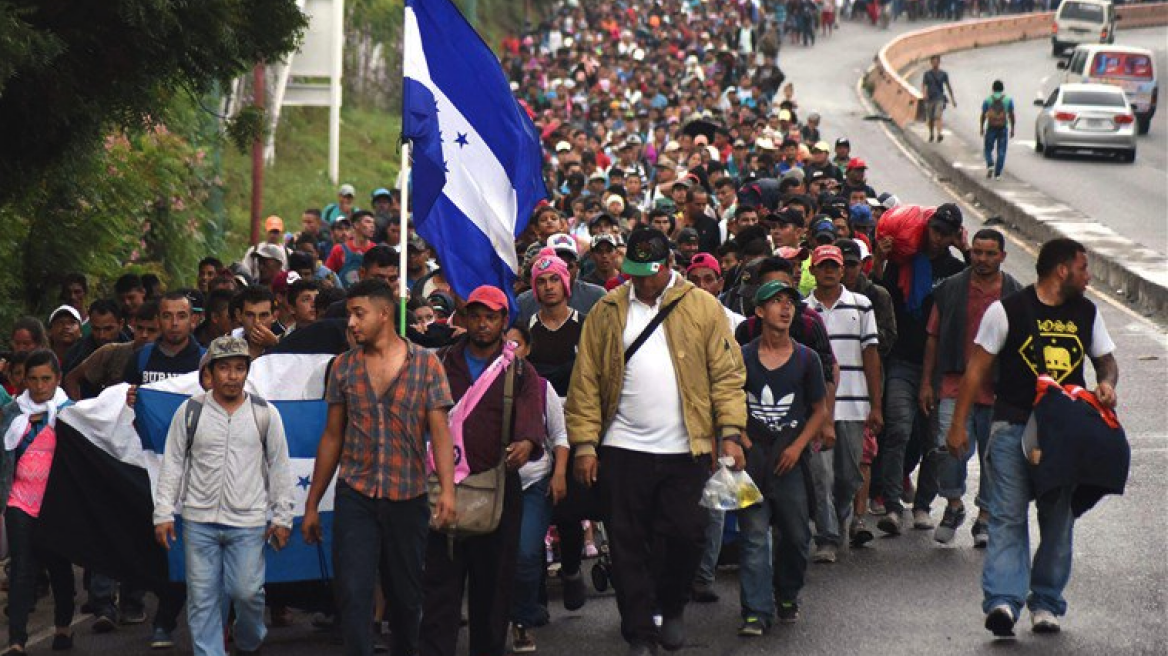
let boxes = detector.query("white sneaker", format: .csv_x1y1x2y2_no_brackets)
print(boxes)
1031,609,1061,634
812,544,837,563
912,509,935,530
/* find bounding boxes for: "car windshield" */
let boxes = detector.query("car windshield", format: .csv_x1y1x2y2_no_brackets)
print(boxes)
1061,1,1105,20
1091,53,1154,80
1062,90,1126,106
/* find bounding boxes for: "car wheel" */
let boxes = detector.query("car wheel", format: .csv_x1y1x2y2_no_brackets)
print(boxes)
1034,131,1045,153
1122,149,1136,163
1051,43,1061,56
1041,132,1056,159
1136,114,1151,135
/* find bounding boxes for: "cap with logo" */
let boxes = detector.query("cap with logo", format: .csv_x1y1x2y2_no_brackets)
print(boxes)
465,285,509,312
811,218,838,244
621,228,671,277
254,243,285,262
835,137,851,148
836,238,863,264
811,244,845,266
591,233,623,250
846,158,868,171
677,227,699,244
546,233,579,260
928,202,963,235
754,279,802,305
686,252,722,277
371,187,393,201
200,335,251,371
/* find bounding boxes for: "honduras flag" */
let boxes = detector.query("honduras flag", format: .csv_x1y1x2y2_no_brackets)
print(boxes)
402,0,546,315
38,354,336,591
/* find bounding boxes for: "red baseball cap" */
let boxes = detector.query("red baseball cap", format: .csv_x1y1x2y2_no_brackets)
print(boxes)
846,157,868,171
685,253,722,277
811,245,844,266
465,285,508,312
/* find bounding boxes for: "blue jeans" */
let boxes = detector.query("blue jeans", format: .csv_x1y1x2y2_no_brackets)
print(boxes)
880,360,922,513
694,507,725,587
184,521,267,656
512,476,553,627
984,126,1009,176
738,457,810,620
937,400,994,509
982,422,1075,617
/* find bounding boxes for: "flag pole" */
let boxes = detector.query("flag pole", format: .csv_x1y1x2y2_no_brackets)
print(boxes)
398,140,411,337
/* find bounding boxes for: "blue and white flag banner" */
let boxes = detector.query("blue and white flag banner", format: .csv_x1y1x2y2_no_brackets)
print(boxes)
57,353,337,584
402,0,547,314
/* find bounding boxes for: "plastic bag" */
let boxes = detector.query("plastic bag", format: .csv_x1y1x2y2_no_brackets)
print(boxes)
874,204,935,264
700,457,764,511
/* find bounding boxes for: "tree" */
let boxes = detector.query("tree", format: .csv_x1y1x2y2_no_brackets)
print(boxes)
0,0,307,204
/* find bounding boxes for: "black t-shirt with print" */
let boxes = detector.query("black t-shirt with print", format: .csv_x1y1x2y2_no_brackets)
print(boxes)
123,339,204,386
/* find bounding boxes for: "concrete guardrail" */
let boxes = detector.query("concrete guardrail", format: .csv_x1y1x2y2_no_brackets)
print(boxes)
867,3,1168,126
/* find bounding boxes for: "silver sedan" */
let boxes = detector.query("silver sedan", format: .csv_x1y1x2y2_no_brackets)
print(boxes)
1034,83,1138,162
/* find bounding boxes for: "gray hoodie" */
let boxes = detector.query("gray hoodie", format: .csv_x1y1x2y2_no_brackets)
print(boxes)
153,392,295,529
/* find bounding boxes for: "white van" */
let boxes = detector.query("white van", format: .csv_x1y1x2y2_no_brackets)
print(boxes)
1059,44,1158,134
1051,0,1117,56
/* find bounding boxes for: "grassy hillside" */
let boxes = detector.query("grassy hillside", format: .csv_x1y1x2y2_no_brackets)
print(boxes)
219,106,402,257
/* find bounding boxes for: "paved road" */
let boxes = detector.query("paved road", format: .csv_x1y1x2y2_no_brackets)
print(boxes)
8,16,1168,656
925,27,1168,258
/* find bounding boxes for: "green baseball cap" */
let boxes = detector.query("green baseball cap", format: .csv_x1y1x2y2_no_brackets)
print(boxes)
621,228,671,277
753,279,802,305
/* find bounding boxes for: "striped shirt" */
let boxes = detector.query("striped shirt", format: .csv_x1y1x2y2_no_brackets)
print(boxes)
810,287,879,421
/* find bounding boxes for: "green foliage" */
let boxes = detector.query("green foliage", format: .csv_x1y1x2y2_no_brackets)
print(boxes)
225,106,271,154
0,123,216,330
0,0,307,205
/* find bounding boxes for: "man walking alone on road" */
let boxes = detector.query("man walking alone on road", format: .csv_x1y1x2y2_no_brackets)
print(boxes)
153,335,296,656
947,238,1118,637
923,55,956,143
980,80,1015,180
566,228,747,656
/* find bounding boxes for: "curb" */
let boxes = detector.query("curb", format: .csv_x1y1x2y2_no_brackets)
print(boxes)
895,120,1168,319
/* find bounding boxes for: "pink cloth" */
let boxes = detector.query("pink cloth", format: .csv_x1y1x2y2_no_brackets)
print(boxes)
9,424,57,518
427,342,517,484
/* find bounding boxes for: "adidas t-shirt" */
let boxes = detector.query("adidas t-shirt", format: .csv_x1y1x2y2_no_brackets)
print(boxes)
743,340,826,443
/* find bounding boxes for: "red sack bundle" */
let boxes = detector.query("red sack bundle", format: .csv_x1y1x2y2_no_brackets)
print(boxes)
875,204,935,265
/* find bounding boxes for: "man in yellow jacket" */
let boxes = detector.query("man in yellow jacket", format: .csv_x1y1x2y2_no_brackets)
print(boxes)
566,228,747,656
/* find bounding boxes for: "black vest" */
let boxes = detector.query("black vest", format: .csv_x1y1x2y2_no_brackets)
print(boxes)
995,286,1097,423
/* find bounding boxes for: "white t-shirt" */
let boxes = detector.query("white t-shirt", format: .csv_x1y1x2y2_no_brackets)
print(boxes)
604,275,690,454
810,287,879,422
974,300,1115,357
518,381,570,490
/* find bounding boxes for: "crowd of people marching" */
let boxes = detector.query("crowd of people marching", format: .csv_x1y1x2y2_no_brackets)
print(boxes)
0,0,1123,655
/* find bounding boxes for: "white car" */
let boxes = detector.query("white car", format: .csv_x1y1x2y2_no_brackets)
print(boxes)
1034,83,1137,162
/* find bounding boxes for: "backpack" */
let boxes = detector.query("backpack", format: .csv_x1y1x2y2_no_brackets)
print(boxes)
985,95,1009,128
337,242,364,288
183,393,272,458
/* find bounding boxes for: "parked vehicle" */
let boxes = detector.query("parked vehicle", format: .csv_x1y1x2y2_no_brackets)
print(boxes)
1059,44,1158,134
1034,83,1137,161
1051,0,1117,56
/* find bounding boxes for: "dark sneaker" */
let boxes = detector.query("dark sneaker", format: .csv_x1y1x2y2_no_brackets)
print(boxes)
120,608,147,625
877,511,902,536
659,614,685,651
737,616,766,637
985,604,1016,638
850,518,874,547
934,505,967,544
149,627,175,650
92,614,117,634
971,520,989,548
562,572,587,611
691,583,719,603
52,633,74,651
777,601,800,624
511,624,537,653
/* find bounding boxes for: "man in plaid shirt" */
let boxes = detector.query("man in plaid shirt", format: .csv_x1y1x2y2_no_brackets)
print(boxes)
302,279,457,656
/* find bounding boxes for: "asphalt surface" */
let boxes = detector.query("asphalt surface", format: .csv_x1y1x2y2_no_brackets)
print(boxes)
924,27,1168,258
7,16,1168,656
